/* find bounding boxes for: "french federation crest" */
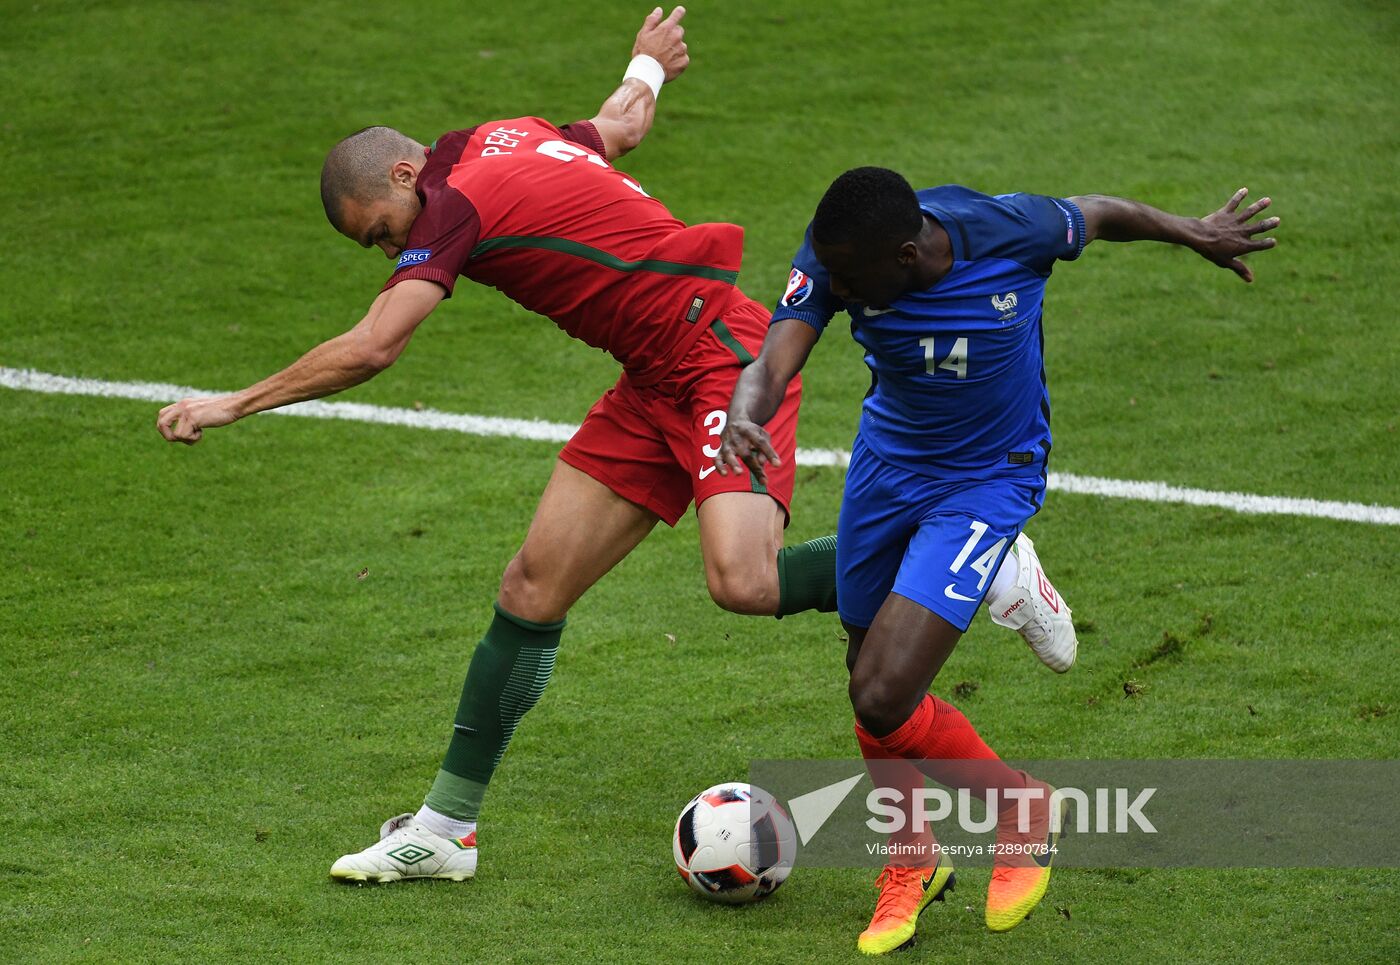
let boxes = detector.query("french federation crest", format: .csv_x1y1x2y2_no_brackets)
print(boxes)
781,268,813,307
992,291,1019,322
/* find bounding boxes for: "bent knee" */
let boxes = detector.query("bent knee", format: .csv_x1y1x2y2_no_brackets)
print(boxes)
849,672,920,738
498,553,570,624
706,563,778,616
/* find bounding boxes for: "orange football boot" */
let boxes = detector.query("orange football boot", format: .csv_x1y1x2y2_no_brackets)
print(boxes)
857,858,956,955
985,778,1065,932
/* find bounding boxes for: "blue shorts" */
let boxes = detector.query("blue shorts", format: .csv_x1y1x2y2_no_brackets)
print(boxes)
836,434,1045,632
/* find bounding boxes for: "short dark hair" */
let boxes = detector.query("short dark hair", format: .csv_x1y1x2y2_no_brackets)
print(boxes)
320,126,422,229
812,166,923,248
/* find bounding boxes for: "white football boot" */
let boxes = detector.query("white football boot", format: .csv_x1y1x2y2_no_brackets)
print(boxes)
986,533,1077,673
329,813,478,884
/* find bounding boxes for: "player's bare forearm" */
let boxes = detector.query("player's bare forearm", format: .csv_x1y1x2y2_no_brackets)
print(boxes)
716,363,786,481
237,281,441,415
734,319,819,424
1072,188,1280,283
592,7,688,161
228,330,388,418
155,333,383,447
591,81,657,161
157,280,443,445
730,359,786,428
1072,195,1203,245
717,319,818,479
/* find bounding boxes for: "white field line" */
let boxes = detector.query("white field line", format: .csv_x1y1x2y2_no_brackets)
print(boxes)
4,366,1397,527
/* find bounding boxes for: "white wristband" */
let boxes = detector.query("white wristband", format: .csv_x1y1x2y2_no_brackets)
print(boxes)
624,54,665,100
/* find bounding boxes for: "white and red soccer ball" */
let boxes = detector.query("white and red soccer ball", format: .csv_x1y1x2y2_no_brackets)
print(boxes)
672,782,797,903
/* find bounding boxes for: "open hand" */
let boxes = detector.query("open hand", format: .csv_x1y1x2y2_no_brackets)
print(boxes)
716,416,780,485
1196,188,1280,283
156,395,241,445
633,6,688,82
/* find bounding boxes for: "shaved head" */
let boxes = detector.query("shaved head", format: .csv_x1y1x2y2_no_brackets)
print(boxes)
320,126,425,231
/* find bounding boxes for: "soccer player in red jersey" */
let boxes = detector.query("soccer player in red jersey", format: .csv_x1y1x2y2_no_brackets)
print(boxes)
155,8,836,882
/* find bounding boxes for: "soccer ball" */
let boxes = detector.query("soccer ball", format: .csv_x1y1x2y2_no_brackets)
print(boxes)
672,782,797,903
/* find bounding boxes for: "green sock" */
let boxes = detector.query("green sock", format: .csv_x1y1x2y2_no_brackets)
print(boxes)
775,534,838,617
424,603,563,821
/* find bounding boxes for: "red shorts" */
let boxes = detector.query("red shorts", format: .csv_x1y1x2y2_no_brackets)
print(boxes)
559,298,801,527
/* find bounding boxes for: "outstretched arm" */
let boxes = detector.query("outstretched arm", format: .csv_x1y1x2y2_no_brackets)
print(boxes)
716,319,821,484
156,279,444,445
590,7,689,161
1071,188,1280,283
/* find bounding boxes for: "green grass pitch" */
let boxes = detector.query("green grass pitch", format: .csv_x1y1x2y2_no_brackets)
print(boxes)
2,0,1398,960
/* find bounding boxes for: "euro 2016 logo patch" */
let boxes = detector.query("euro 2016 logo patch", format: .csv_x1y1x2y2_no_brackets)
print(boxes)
781,268,813,307
395,248,432,270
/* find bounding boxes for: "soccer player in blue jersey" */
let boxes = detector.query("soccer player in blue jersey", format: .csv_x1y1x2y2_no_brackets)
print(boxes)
717,168,1278,953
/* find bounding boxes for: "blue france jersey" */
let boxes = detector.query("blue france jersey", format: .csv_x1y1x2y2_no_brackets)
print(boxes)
773,186,1086,476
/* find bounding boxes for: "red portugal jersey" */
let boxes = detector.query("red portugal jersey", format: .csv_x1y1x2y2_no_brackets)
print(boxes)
383,116,750,386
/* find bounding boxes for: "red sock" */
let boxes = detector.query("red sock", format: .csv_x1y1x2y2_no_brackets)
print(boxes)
856,720,938,867
872,694,1027,803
